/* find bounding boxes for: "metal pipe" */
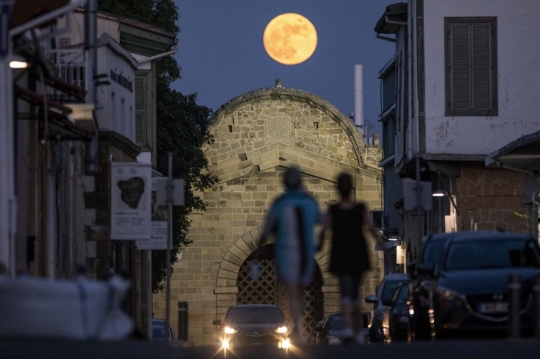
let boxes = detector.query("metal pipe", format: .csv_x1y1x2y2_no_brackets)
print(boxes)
165,153,173,330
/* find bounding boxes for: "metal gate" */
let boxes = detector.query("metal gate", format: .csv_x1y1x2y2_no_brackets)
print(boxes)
235,244,323,337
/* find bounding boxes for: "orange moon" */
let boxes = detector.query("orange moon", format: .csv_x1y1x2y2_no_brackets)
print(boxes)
263,13,317,65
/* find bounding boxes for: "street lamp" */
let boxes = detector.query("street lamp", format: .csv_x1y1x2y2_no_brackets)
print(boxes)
432,190,446,197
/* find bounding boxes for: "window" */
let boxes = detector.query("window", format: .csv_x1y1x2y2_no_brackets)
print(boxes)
445,17,497,116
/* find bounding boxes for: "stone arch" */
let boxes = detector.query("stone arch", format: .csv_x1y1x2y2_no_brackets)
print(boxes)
155,84,382,346
215,227,324,336
205,86,374,186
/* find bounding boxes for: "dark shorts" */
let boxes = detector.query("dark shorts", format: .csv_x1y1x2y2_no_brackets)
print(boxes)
338,273,362,302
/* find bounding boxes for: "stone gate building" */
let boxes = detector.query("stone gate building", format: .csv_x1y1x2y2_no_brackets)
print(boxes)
153,82,383,345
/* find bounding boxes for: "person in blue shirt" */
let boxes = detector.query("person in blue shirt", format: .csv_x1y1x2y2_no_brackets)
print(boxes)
258,166,322,343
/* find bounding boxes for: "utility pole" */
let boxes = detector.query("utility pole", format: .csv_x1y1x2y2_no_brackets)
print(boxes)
0,0,15,276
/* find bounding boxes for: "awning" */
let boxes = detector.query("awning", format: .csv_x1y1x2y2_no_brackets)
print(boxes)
485,130,540,175
374,2,408,35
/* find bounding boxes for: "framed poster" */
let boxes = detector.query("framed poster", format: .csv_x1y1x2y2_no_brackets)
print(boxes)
111,162,152,240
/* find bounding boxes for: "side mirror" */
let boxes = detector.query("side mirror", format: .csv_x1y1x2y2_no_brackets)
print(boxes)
365,294,377,304
213,319,222,326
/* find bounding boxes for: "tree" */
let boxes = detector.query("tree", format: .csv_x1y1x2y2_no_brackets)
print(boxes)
98,0,218,292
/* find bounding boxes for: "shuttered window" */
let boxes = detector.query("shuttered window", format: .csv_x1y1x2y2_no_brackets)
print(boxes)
445,17,498,116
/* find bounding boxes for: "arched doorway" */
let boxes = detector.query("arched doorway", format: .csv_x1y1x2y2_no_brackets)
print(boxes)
235,244,324,337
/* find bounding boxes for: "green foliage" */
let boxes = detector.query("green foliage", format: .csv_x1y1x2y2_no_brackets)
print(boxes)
97,0,217,292
514,211,537,233
153,86,217,292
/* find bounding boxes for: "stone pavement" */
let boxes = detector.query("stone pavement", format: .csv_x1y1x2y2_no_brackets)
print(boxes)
3,338,540,359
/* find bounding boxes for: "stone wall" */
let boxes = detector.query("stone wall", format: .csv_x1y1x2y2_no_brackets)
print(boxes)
153,85,383,345
456,162,529,233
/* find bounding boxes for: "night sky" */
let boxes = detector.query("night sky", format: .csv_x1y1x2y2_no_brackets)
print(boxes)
172,1,400,140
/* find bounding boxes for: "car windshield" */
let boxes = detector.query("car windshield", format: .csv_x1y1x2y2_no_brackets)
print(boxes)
394,285,408,305
380,280,405,302
328,315,344,330
444,239,540,270
227,306,284,323
152,322,168,339
422,240,446,266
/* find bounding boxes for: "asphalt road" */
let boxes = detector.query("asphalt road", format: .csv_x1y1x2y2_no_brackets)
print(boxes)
3,338,540,359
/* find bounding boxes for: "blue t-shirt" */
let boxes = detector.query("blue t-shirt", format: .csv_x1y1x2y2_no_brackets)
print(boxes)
262,189,322,285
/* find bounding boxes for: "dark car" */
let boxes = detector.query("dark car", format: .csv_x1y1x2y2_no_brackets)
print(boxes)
213,304,289,350
407,232,451,339
381,282,410,342
410,231,540,339
365,273,409,342
151,318,176,341
313,313,369,345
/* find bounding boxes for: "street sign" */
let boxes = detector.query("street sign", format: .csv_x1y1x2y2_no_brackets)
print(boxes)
154,177,184,206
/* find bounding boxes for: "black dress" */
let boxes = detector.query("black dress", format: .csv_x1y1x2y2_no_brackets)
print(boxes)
328,203,371,276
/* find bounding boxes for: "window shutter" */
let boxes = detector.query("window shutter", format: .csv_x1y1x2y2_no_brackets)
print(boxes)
447,18,496,116
451,23,471,111
471,23,492,110
135,76,145,144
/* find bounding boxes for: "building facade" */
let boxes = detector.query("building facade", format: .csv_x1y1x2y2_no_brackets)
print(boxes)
3,1,176,337
375,0,540,268
153,83,383,345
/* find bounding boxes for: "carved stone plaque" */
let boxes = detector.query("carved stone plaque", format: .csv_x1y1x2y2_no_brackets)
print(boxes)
266,117,289,143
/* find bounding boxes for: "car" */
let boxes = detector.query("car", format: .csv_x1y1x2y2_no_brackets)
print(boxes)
151,318,176,341
313,313,369,345
365,273,409,342
410,230,540,340
381,282,410,342
213,304,289,350
407,232,451,340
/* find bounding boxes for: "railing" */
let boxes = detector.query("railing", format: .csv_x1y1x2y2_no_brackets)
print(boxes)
44,48,86,103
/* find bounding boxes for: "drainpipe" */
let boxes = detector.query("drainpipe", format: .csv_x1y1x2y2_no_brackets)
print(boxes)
0,0,15,276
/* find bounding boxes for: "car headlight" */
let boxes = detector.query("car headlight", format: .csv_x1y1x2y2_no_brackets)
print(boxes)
224,326,237,334
327,336,341,345
222,339,230,349
435,286,462,302
275,326,287,334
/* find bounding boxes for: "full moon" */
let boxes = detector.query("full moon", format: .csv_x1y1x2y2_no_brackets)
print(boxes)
263,13,317,65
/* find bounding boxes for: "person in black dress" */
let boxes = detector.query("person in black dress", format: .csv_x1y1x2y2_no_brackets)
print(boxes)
318,172,383,344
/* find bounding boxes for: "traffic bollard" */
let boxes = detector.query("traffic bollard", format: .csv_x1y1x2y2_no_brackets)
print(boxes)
508,274,521,339
535,276,540,338
178,301,188,341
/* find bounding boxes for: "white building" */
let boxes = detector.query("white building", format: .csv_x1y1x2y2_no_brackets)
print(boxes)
375,0,540,267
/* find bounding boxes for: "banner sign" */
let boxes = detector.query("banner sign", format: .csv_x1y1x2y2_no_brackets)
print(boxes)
136,221,169,250
111,163,152,240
